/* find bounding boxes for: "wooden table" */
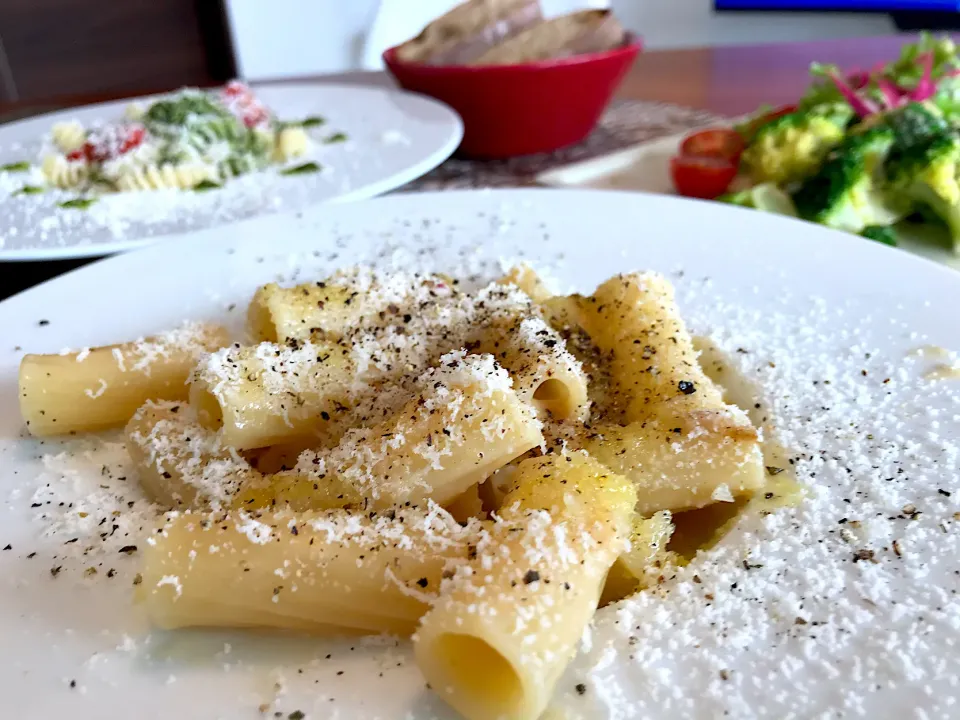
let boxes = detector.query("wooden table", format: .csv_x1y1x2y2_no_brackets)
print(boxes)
0,33,943,298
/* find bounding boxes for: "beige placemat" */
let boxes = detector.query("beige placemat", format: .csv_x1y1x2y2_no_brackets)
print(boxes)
403,99,725,191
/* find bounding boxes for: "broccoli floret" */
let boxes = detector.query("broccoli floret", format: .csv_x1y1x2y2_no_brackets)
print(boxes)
885,131,960,251
792,125,905,234
740,103,854,185
881,101,950,149
860,225,898,246
889,32,960,90
719,183,797,216
145,90,230,128
931,74,960,124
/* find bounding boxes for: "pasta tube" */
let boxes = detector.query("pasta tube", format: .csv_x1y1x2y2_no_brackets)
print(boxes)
189,340,354,450
473,316,590,422
600,510,675,605
138,506,471,635
242,351,544,511
574,272,723,423
247,273,456,343
19,322,228,436
414,451,635,720
581,409,766,515
125,401,256,509
496,263,553,303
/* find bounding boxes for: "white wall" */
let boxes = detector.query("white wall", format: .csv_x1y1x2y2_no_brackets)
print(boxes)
225,0,382,80
226,0,896,81
612,2,894,50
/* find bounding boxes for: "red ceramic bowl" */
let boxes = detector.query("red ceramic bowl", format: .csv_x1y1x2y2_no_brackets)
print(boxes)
383,35,642,159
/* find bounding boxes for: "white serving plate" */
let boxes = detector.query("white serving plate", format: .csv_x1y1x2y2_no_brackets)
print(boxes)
1,189,958,719
0,82,462,261
536,132,960,271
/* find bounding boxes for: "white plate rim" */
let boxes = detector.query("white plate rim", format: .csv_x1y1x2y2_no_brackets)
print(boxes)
0,81,464,263
2,188,959,719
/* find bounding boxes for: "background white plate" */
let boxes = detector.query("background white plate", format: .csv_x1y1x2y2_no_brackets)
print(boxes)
536,132,960,271
1,189,959,719
0,82,462,261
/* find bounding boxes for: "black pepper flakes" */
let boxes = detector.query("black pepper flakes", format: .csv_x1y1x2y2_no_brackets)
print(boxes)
38,319,49,327
523,569,540,585
416,577,429,588
2,544,10,551
288,712,306,720
118,545,138,554
575,683,587,695
677,380,696,395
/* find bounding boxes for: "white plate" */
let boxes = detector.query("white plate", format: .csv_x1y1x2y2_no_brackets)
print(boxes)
2,189,959,719
0,83,462,261
536,132,960,271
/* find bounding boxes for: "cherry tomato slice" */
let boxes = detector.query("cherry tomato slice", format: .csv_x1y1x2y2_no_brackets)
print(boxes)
760,104,797,124
670,155,737,200
680,129,745,163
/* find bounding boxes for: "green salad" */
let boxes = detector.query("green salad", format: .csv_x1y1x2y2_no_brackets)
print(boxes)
674,34,960,252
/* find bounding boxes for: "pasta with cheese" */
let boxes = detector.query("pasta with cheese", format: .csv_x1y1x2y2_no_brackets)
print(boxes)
414,452,636,720
16,264,780,720
19,322,228,436
115,162,215,191
22,83,331,198
41,154,89,189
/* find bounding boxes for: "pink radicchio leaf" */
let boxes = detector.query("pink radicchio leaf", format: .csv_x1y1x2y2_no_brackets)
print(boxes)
875,75,905,109
847,69,870,90
911,51,937,102
828,70,881,117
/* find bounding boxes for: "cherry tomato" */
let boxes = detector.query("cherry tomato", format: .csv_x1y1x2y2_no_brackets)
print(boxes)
220,81,270,128
75,124,146,163
680,129,745,163
119,125,146,154
670,155,737,200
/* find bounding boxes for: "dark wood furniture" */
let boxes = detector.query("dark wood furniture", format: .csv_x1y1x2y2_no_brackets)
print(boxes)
0,0,234,105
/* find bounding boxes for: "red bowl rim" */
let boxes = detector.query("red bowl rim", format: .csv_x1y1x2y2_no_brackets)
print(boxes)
382,32,642,74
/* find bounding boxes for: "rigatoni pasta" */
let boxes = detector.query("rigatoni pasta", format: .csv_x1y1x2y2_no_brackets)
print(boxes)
19,322,228,436
414,452,636,720
139,506,471,635
17,264,781,720
188,340,355,450
569,272,724,423
580,409,766,514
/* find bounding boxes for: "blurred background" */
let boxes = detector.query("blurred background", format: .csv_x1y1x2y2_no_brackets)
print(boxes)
1,0,954,105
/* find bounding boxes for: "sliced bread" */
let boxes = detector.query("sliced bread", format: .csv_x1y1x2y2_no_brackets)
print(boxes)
395,0,543,66
470,9,626,66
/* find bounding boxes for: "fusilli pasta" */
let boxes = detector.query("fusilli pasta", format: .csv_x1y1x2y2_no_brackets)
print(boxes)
114,163,215,192
42,155,89,189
